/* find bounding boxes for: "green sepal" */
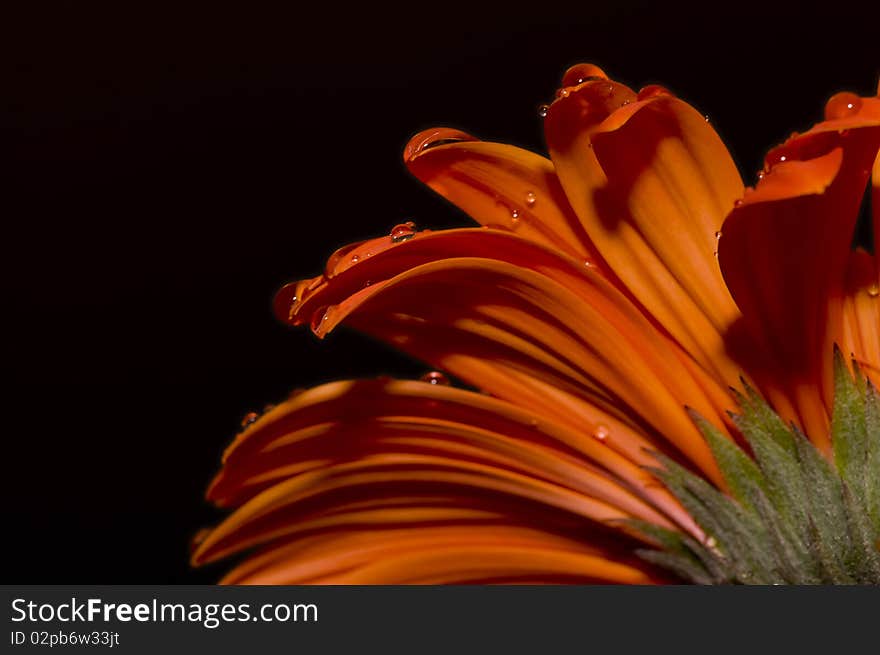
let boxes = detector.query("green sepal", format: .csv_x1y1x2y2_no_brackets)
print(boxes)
635,359,880,584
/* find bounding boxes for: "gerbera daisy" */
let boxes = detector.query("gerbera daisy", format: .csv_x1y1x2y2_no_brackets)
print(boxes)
192,64,880,584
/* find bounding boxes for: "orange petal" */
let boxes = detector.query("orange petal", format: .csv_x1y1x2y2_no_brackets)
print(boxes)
404,128,608,268
874,141,880,258
218,526,662,584
545,74,744,386
208,379,698,536
277,230,731,481
719,95,880,448
842,249,880,384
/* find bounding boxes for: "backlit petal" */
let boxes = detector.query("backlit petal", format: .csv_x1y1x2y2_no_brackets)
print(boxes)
719,96,880,448
220,526,661,584
842,249,880,384
404,128,608,268
278,230,732,481
545,76,744,385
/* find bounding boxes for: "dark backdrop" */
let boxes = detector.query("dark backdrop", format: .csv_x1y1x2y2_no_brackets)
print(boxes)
5,2,879,582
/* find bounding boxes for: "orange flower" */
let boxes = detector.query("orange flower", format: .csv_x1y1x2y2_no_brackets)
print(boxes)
192,64,880,584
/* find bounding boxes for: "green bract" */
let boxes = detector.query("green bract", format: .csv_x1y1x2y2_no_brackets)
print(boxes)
634,350,880,584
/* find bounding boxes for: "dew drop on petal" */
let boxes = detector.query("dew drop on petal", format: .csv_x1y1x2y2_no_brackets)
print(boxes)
593,424,609,443
637,84,672,100
310,306,331,333
404,128,476,160
240,412,259,428
537,104,549,118
390,221,417,243
525,191,537,207
868,283,879,298
765,152,788,171
351,254,360,263
510,208,520,222
561,63,608,87
420,371,450,386
824,92,862,120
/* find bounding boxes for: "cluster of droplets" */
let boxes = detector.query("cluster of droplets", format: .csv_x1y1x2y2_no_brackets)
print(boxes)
307,221,424,335
483,191,540,230
753,90,863,186
537,63,610,118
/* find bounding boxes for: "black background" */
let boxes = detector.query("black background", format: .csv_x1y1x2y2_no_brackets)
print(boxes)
5,2,879,582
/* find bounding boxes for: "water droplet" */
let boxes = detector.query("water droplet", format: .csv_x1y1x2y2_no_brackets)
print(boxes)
824,92,862,120
240,412,259,428
420,371,450,386
593,424,609,443
704,115,710,122
637,84,672,100
310,306,331,333
757,170,765,180
584,260,594,268
734,199,743,208
561,63,608,87
868,283,879,298
351,254,360,263
510,208,520,221
390,222,416,243
555,87,570,99
525,191,537,207
765,152,788,170
537,104,549,118
404,128,477,161
715,230,723,239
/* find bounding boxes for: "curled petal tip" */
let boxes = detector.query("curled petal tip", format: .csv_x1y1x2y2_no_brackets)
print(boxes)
273,280,304,325
404,128,478,163
560,63,609,88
